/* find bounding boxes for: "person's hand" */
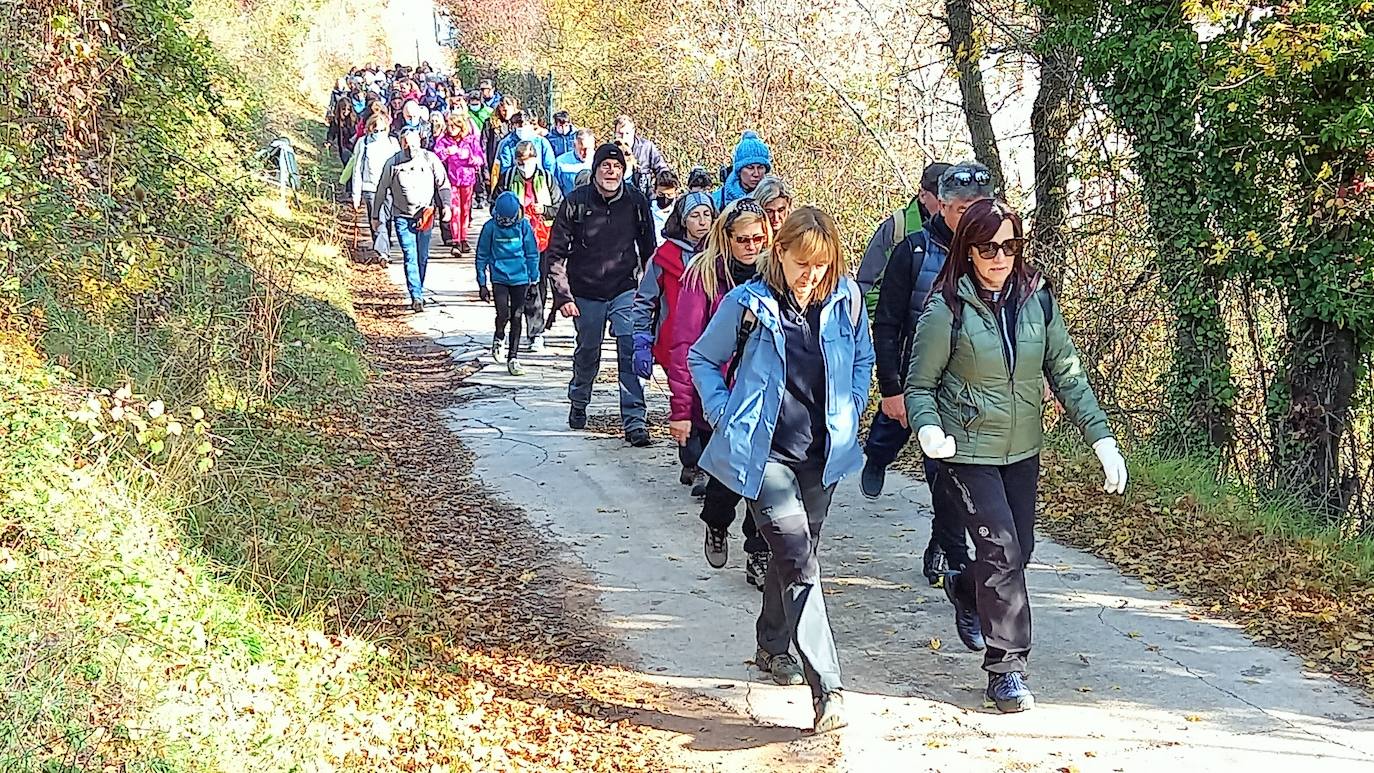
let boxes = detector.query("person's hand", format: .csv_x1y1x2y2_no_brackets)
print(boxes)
917,425,956,459
442,206,453,222
478,285,491,303
632,332,654,379
560,302,579,318
880,395,908,428
668,420,693,447
1093,437,1128,495
371,219,381,232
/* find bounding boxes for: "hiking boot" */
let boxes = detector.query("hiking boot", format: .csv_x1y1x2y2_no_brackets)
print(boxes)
531,335,546,353
745,551,769,590
755,649,804,686
690,469,709,498
943,570,985,651
410,299,424,313
985,671,1035,713
491,335,503,361
923,540,948,586
507,359,525,377
812,691,847,734
568,405,587,430
626,428,652,447
679,466,695,486
860,459,886,499
704,525,728,568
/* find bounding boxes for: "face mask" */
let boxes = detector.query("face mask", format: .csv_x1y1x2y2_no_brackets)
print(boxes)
520,159,537,176
654,194,675,209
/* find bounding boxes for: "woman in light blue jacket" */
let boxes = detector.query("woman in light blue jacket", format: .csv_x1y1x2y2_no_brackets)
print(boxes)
688,206,873,735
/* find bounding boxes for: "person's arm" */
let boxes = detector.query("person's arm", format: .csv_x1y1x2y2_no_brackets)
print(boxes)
475,222,493,288
667,284,709,422
631,259,663,335
854,217,894,295
635,194,656,270
850,292,876,417
432,155,453,209
872,238,916,397
903,296,956,430
688,292,747,428
350,140,365,209
521,221,540,282
1042,291,1112,446
548,197,576,308
369,158,394,224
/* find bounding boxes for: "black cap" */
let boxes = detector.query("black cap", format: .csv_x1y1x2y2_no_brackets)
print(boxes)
553,110,570,123
921,162,954,194
592,143,627,173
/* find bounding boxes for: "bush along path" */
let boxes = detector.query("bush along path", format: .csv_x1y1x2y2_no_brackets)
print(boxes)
383,217,1374,771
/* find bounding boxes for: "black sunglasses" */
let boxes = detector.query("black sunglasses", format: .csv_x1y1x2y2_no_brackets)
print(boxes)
949,169,993,186
972,238,1026,260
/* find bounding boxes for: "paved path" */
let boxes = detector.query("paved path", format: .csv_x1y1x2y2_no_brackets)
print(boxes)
380,215,1374,771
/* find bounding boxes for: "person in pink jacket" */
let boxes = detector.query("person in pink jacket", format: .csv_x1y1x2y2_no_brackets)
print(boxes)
667,198,773,589
432,113,486,252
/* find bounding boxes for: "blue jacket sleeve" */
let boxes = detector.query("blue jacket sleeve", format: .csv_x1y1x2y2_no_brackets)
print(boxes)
850,291,877,417
475,222,493,287
540,138,557,173
688,293,746,428
521,222,540,282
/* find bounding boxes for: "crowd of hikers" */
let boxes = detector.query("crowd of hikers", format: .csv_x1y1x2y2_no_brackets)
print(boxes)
327,65,1130,735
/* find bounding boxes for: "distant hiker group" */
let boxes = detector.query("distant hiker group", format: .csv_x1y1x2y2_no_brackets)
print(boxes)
327,66,1129,734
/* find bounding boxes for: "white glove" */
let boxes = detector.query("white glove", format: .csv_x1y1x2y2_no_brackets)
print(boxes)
1093,437,1128,495
917,425,956,459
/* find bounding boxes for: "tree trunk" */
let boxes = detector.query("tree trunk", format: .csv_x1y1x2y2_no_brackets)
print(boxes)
944,0,1005,192
1029,22,1080,271
1276,315,1358,522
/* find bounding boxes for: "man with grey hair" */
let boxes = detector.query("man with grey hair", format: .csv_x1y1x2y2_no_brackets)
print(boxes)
862,160,994,585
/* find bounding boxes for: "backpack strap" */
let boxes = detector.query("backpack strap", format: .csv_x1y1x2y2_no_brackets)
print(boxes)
725,307,758,387
844,277,863,329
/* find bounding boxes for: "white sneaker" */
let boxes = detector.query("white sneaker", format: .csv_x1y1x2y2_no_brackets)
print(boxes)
507,359,525,377
491,336,502,361
531,335,546,353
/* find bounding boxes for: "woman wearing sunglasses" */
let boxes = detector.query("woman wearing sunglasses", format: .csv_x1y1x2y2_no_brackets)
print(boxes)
904,198,1128,713
667,199,773,588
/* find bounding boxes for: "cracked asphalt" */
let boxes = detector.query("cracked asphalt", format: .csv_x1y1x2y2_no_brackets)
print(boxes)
384,213,1374,771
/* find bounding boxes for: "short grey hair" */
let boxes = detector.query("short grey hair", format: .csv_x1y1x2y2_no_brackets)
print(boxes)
750,175,794,207
575,128,596,143
938,161,995,203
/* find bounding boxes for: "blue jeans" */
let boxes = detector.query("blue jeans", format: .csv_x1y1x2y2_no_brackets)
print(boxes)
864,410,910,468
568,290,646,432
394,215,432,302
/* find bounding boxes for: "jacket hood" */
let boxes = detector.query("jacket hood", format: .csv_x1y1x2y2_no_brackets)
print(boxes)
492,191,523,226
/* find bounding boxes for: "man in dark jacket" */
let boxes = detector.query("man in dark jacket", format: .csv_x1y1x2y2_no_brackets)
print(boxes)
613,115,670,197
863,161,994,582
549,143,657,446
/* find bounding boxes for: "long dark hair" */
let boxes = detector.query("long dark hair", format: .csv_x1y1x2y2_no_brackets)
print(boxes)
933,199,1040,309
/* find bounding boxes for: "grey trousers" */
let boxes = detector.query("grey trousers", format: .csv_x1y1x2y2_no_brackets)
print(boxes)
748,460,843,699
568,290,647,432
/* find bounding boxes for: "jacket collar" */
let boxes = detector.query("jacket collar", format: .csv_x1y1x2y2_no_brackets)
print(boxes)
736,279,847,332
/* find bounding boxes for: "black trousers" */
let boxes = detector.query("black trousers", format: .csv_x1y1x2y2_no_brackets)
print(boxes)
692,426,767,554
946,455,1040,674
523,250,558,338
492,283,528,360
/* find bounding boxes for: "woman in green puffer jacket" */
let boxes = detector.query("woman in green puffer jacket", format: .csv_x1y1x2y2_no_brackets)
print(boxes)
904,198,1128,714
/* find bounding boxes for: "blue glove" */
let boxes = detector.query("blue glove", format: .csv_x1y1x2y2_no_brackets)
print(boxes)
632,332,654,379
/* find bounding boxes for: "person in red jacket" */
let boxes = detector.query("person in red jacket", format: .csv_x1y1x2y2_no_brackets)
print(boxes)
632,191,716,482
667,198,773,588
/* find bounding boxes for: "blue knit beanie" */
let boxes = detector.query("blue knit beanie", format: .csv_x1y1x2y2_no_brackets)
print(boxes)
732,131,772,173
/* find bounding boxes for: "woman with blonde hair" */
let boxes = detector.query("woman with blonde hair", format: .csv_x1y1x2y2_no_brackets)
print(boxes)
688,206,873,734
666,198,771,589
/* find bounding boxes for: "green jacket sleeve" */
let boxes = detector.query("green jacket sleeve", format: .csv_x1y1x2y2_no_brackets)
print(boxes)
903,295,956,431
1042,293,1112,446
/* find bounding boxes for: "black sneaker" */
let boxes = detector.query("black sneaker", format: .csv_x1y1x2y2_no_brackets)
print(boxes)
860,459,885,499
690,470,709,498
679,466,695,486
943,570,985,651
745,551,769,590
626,428,652,447
755,649,804,686
568,405,587,430
985,671,1035,713
704,525,728,568
922,540,948,586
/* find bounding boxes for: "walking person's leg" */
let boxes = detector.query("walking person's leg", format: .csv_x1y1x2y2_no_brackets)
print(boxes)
394,216,422,306
1002,456,1040,568
456,184,473,246
524,251,549,341
415,224,432,291
567,296,609,428
506,283,527,359
861,411,911,498
928,458,972,573
606,289,647,440
945,459,1037,712
492,283,511,356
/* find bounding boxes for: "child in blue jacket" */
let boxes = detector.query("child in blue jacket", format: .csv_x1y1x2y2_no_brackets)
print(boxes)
476,191,540,376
